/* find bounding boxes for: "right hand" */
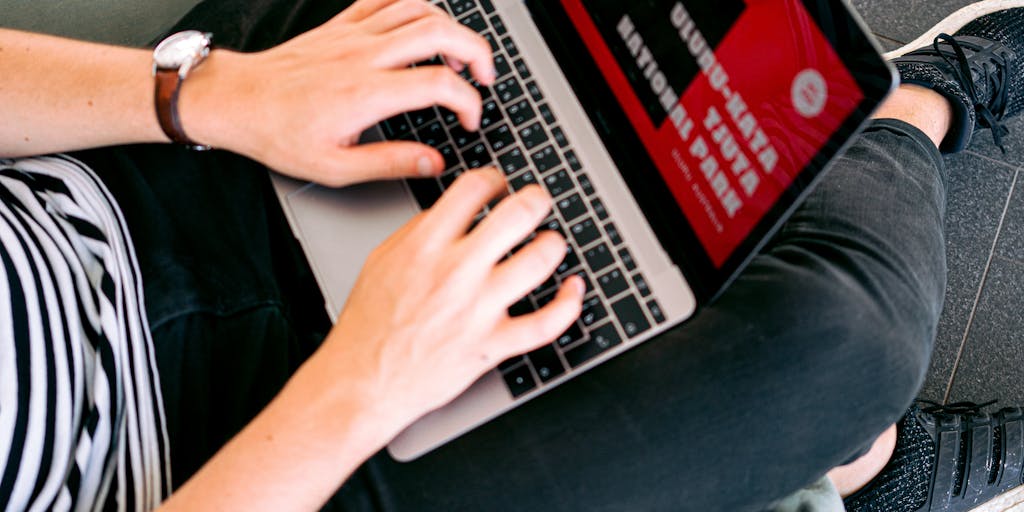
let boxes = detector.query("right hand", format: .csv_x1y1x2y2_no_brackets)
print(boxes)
321,168,585,440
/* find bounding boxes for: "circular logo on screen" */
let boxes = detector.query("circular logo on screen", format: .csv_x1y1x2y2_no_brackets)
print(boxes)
792,69,828,118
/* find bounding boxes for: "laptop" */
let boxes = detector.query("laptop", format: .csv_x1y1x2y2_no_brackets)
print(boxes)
270,0,896,461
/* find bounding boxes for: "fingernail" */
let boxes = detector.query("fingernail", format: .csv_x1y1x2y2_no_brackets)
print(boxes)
572,277,586,296
417,156,436,177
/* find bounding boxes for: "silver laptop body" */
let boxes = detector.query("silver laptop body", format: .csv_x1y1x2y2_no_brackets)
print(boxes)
272,0,696,461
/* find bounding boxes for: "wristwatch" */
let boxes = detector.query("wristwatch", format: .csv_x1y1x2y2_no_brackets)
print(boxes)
153,30,213,150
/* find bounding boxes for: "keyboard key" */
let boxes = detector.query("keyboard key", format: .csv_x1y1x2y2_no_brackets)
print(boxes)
498,356,522,372
509,170,538,191
580,296,607,326
485,123,515,153
518,122,547,151
526,81,543,102
543,169,573,197
494,53,512,78
538,103,556,124
556,322,585,348
460,10,487,33
418,121,446,147
552,126,569,148
605,223,623,246
612,295,651,338
591,198,609,221
502,37,520,57
533,145,562,173
514,58,531,79
570,217,601,247
509,297,535,317
482,32,499,53
439,144,460,171
407,178,443,209
619,248,637,271
565,150,582,171
474,80,493,100
647,300,666,324
449,0,475,16
502,364,537,398
481,99,502,129
409,108,437,129
634,273,652,297
480,0,496,13
540,217,566,238
556,245,580,275
449,123,481,149
439,170,460,189
533,274,558,297
556,193,587,222
382,115,412,138
491,15,507,35
495,76,524,104
461,142,490,169
507,99,536,126
498,147,528,175
598,268,629,298
528,345,565,382
583,243,615,273
564,322,621,368
439,108,459,126
577,173,595,196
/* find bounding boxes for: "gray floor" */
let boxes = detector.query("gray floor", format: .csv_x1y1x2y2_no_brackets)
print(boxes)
852,0,1024,406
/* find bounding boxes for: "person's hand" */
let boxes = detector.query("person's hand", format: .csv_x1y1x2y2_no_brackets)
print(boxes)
183,0,495,187
322,168,585,439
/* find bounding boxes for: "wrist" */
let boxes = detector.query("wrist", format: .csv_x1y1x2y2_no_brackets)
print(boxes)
175,48,252,153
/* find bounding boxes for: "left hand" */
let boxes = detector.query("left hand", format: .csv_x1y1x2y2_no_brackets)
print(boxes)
182,0,496,187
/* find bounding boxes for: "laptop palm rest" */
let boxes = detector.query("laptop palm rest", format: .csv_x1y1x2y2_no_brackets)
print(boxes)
285,180,419,319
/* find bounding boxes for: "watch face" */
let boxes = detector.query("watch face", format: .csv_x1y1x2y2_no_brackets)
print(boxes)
154,31,209,69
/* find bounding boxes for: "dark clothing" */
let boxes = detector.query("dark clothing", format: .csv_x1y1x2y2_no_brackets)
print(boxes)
78,0,947,509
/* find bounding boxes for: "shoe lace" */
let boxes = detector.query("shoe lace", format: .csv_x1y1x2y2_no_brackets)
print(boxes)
917,399,998,416
934,33,1012,152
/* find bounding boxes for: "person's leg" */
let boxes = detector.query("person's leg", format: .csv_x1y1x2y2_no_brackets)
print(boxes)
325,102,947,511
821,83,954,498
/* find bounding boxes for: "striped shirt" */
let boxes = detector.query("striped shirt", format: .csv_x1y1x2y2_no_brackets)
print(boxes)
0,156,170,511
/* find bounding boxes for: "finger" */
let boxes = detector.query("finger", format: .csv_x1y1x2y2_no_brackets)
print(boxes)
370,67,483,130
424,168,508,241
490,278,586,356
361,0,447,34
337,0,402,23
376,16,496,86
319,142,444,187
487,231,566,307
462,184,551,264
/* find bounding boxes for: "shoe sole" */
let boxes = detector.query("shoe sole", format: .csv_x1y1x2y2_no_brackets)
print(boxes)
885,0,1024,59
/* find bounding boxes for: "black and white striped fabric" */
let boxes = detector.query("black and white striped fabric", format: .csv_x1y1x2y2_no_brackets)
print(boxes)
0,156,170,511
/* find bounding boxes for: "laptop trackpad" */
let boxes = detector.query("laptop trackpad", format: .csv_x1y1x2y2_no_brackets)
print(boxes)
286,180,420,319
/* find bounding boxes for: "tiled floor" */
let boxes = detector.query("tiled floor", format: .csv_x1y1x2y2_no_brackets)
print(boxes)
851,0,1024,406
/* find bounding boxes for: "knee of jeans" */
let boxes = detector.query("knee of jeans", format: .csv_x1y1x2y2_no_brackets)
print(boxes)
796,277,934,423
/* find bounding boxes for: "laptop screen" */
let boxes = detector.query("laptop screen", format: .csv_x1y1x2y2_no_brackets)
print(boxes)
526,0,894,302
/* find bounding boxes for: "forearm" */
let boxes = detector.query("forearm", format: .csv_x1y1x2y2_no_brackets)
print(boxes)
0,28,168,156
0,29,246,157
159,335,397,511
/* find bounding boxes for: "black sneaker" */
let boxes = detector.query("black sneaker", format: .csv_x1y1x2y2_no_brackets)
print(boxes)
844,401,1024,512
890,0,1024,153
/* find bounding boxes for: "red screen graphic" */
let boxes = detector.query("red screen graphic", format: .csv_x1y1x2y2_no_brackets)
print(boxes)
560,0,864,267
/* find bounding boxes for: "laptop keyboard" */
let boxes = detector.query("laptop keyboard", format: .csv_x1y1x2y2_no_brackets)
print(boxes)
378,0,668,398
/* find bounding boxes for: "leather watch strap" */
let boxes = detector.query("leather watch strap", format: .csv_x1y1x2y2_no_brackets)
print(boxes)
154,68,195,146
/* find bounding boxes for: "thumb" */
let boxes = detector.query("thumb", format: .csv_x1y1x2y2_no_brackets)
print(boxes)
329,141,444,186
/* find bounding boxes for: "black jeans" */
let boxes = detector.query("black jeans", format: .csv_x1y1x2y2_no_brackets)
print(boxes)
77,0,947,509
